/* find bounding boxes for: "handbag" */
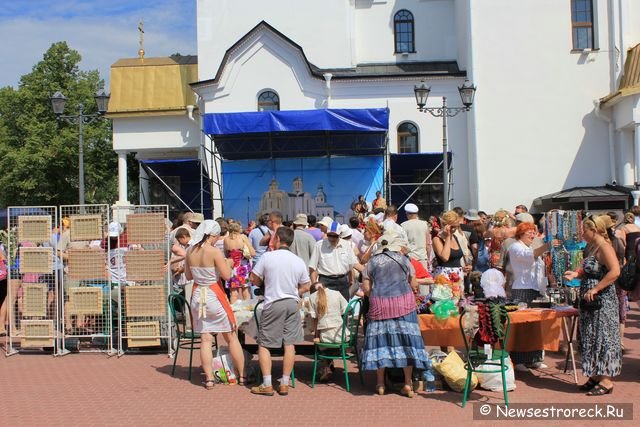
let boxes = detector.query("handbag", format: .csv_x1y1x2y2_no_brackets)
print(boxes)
618,257,637,292
242,244,252,259
578,296,602,311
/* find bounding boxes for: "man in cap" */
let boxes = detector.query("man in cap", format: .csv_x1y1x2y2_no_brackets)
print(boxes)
289,213,316,267
401,203,432,270
308,221,359,300
171,212,204,245
317,216,334,239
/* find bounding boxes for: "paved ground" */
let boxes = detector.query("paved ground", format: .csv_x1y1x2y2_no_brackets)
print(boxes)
2,306,638,427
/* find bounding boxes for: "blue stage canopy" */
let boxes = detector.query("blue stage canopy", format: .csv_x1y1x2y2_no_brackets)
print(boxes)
203,108,389,135
203,108,389,160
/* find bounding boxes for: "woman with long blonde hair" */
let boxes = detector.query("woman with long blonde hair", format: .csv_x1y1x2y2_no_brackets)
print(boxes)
564,215,621,396
308,281,348,382
432,210,466,278
224,220,255,303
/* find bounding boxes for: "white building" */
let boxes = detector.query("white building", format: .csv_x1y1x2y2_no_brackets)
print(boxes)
109,0,640,218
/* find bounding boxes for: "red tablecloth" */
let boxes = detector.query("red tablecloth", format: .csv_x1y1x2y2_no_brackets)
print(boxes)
418,307,579,352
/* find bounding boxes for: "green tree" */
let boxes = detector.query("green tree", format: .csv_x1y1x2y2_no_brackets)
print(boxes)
0,41,136,207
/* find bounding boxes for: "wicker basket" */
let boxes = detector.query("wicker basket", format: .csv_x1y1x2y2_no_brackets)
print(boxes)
126,213,166,244
126,321,161,347
21,320,54,348
67,249,107,280
22,283,48,317
70,214,103,241
67,287,103,315
125,251,165,281
124,285,166,317
18,216,51,244
19,247,53,274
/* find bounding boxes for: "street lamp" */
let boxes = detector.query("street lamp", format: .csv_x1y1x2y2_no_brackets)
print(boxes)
51,90,110,205
414,79,476,211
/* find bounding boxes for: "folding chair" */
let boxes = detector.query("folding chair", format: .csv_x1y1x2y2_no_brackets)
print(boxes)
459,305,511,407
168,293,217,380
311,297,363,392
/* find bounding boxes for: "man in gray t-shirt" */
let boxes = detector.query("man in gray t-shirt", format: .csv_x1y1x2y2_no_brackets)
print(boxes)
401,203,431,270
290,214,316,267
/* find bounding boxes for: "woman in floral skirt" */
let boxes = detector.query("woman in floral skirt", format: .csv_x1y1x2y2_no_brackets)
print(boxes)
361,231,429,398
564,215,621,396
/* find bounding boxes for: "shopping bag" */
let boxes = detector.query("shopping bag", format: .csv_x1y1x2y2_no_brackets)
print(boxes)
212,347,237,384
476,356,516,392
433,350,477,392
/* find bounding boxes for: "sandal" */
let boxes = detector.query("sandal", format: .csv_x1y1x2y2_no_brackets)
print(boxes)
579,378,598,391
400,384,415,398
238,376,248,386
319,370,332,383
375,384,385,396
586,384,613,396
203,379,215,390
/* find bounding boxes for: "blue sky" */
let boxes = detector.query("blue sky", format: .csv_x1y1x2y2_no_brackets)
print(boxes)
0,0,197,88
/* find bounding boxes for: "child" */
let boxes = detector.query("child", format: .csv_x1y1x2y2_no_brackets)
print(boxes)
170,228,191,292
308,282,348,382
468,271,483,299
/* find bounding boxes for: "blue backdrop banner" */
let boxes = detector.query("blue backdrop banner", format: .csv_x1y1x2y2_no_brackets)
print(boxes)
221,156,384,225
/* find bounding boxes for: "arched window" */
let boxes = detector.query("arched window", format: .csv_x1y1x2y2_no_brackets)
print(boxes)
398,122,419,153
394,10,415,53
257,90,280,111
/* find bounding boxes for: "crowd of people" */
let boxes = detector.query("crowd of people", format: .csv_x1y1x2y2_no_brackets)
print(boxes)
1,195,634,400
166,197,638,398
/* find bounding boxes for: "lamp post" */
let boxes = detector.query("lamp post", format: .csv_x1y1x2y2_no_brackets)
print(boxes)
51,89,110,205
414,79,476,211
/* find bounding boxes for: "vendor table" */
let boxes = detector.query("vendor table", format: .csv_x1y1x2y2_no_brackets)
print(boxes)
418,307,579,383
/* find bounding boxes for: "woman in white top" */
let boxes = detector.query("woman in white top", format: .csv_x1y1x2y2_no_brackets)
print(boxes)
507,222,552,372
185,220,245,389
309,282,348,381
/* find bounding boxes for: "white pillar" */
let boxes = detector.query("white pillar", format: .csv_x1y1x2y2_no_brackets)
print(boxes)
635,122,640,185
117,150,128,203
112,150,134,224
619,130,634,186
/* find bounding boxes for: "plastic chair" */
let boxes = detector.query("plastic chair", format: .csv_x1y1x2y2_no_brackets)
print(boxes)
311,297,363,392
168,293,217,380
459,306,511,407
253,299,295,387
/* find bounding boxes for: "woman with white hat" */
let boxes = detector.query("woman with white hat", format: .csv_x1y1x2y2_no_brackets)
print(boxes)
360,231,429,398
185,220,245,389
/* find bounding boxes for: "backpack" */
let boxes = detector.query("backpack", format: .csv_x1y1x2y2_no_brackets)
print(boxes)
619,237,640,292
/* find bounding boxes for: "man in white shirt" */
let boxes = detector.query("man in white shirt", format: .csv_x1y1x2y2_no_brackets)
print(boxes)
308,221,358,300
401,203,431,270
249,227,310,397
